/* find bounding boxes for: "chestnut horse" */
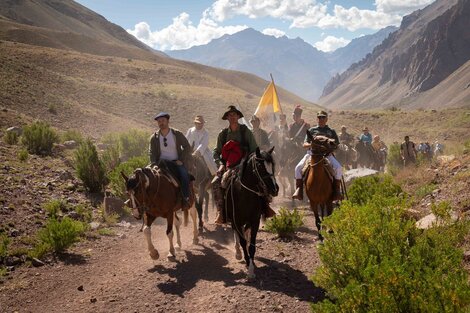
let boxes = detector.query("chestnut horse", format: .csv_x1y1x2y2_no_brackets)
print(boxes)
305,153,335,242
121,166,198,260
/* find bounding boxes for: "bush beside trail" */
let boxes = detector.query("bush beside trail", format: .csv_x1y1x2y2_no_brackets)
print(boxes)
21,121,58,155
108,156,148,199
264,208,304,238
311,176,470,312
74,139,107,193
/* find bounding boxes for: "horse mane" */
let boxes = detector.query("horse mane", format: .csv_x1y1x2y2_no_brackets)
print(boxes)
126,171,140,190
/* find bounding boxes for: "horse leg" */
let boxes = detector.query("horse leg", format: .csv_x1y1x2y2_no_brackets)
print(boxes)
143,215,159,260
173,212,182,250
166,214,176,257
247,223,259,279
190,205,199,245
311,203,323,242
234,231,242,260
203,189,209,222
195,191,204,232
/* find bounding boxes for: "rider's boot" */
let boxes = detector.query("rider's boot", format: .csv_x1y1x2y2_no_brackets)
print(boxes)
212,177,227,224
292,179,303,201
332,179,343,201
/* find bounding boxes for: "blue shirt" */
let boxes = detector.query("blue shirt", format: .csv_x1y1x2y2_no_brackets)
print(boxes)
359,133,372,143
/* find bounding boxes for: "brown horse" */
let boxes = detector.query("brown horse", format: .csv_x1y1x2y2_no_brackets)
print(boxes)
305,153,335,242
121,166,198,260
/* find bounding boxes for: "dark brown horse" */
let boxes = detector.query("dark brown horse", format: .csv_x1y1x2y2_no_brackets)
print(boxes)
226,147,279,278
121,165,198,260
335,143,357,170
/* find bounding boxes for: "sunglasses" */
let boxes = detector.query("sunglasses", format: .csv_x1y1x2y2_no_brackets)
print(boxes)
317,116,327,119
163,137,168,147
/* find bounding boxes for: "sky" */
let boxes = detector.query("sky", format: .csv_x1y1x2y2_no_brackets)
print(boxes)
75,0,435,52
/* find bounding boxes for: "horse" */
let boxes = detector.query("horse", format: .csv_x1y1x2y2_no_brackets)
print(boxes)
191,153,213,232
335,143,357,170
304,135,337,242
121,165,199,260
277,139,304,197
225,147,279,279
355,141,380,170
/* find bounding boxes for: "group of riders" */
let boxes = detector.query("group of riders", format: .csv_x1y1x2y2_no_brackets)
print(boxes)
147,104,443,225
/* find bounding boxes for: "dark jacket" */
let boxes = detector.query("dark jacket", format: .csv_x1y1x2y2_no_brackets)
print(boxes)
149,128,191,166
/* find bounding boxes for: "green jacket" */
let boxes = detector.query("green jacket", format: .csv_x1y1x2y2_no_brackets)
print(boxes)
149,128,191,166
305,125,340,145
213,124,258,166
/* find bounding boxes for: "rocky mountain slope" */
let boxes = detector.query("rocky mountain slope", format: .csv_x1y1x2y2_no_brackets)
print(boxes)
320,0,470,109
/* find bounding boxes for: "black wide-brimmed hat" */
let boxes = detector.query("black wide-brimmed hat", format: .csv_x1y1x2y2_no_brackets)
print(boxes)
222,105,244,120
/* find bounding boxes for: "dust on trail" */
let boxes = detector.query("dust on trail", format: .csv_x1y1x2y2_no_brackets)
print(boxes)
1,201,325,313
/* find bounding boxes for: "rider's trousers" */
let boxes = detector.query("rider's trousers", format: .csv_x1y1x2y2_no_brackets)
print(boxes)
295,152,342,180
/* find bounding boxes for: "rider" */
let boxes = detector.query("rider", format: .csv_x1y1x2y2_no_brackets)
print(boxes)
359,127,373,144
400,135,417,166
149,112,192,208
250,115,271,151
338,125,354,147
185,115,217,175
372,135,387,152
292,110,343,201
212,106,275,224
289,105,310,145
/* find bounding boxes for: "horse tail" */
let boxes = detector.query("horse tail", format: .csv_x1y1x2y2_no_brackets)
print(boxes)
183,209,189,227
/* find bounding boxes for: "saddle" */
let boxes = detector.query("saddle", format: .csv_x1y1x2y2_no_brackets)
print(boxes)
302,156,334,183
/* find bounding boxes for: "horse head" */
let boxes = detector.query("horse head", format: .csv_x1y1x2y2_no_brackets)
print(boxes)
248,147,279,197
121,168,149,220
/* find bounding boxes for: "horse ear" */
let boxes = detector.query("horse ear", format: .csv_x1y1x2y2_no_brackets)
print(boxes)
256,147,261,158
121,171,128,181
268,146,275,154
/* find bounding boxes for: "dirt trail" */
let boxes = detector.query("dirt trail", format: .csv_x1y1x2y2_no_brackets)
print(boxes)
1,201,324,313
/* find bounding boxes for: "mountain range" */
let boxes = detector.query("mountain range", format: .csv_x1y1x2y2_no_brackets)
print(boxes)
0,0,318,138
319,0,470,109
167,27,398,101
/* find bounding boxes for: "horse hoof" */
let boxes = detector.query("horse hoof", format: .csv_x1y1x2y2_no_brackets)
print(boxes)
204,216,209,222
235,250,242,260
176,245,182,251
247,272,256,280
149,250,160,260
193,238,199,245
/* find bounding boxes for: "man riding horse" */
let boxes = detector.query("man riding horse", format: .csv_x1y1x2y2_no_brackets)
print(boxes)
149,112,192,208
212,106,275,224
292,110,343,201
339,125,354,147
289,105,310,145
185,115,217,175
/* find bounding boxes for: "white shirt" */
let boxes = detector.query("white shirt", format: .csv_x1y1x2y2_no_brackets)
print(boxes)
185,127,209,154
159,131,178,161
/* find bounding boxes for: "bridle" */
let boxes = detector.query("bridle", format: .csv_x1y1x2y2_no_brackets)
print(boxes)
239,154,275,197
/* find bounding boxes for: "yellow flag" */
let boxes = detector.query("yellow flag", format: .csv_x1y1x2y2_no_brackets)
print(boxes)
254,80,282,131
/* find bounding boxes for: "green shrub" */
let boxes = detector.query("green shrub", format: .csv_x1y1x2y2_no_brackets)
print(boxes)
21,121,58,155
431,201,452,223
28,242,49,260
264,207,304,238
414,182,437,200
3,131,18,145
48,103,57,114
0,233,9,259
102,129,148,160
74,139,107,193
43,199,68,219
74,204,93,222
386,143,403,173
101,143,121,172
347,174,402,206
61,130,83,144
108,155,148,199
98,228,116,236
37,217,85,253
311,195,470,312
18,149,29,162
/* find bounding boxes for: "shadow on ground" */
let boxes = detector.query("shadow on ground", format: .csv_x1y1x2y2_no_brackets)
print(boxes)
149,245,244,297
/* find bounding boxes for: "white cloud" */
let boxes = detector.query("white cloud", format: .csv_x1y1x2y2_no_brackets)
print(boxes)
314,35,350,52
375,0,435,14
316,5,402,31
127,12,247,51
262,28,286,38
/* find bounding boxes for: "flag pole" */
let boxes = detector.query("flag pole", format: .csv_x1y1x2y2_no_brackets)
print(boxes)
269,73,282,114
